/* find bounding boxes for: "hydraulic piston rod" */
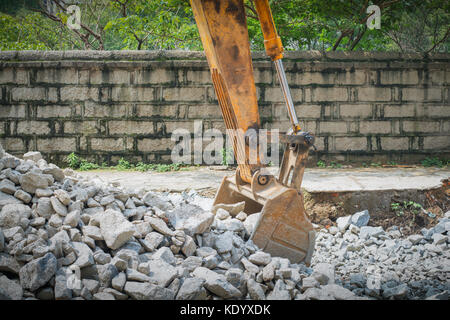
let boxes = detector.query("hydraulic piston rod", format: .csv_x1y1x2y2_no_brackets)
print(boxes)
254,0,301,133
274,59,301,133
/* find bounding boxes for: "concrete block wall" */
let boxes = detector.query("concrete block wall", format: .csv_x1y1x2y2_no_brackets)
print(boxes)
0,50,449,166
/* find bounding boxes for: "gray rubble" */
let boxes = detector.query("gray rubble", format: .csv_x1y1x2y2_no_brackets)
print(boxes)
0,150,448,300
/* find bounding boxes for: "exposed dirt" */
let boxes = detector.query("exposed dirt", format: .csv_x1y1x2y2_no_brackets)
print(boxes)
303,180,449,236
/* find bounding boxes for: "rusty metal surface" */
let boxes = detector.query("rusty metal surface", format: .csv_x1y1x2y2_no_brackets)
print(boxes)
213,173,315,265
191,0,262,183
192,0,316,264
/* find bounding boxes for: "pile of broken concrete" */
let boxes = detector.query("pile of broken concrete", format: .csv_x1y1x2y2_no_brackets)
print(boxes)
0,146,448,300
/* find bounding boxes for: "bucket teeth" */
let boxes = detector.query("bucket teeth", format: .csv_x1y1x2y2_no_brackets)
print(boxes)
213,174,315,265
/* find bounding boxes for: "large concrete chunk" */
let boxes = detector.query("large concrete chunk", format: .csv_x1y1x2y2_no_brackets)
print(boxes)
72,242,95,268
246,278,265,300
124,281,175,300
0,203,31,228
23,151,43,162
99,209,135,250
176,278,207,300
336,215,352,232
166,203,214,236
0,191,22,208
312,263,335,285
212,201,245,216
0,275,23,300
351,210,370,227
147,217,174,236
19,172,49,194
145,260,178,287
142,191,174,211
192,267,241,299
19,252,57,292
0,253,22,274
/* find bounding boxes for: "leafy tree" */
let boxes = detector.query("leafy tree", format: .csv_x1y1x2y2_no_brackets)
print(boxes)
245,0,448,52
0,0,447,53
104,0,200,50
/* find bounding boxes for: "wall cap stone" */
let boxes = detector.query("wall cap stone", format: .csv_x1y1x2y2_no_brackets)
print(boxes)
1,50,449,63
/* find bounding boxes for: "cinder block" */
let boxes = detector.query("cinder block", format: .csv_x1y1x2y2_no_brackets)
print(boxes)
402,88,441,102
17,121,50,135
311,87,348,102
0,138,24,152
384,105,415,118
0,105,26,118
358,87,391,102
64,121,98,134
84,102,129,118
111,87,155,102
109,70,130,84
0,69,14,84
90,138,123,151
402,121,440,133
335,137,367,151
265,87,302,103
336,70,366,85
0,69,28,84
137,138,174,152
380,70,419,85
136,104,178,118
47,87,58,103
36,68,78,84
380,137,409,150
427,105,450,117
253,68,273,84
340,104,373,118
11,87,46,101
37,137,76,152
37,105,73,118
423,136,450,149
185,70,212,84
319,121,348,134
188,104,222,119
60,87,99,101
164,121,194,133
162,87,205,102
135,68,175,84
108,120,154,135
359,121,391,134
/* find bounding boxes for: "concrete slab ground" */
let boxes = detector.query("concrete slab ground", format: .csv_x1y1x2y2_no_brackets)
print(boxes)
78,166,449,220
77,166,450,194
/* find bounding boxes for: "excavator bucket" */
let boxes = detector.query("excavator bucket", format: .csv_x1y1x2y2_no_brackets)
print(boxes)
214,175,316,265
213,135,316,265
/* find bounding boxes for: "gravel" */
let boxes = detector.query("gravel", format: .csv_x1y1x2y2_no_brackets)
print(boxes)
0,149,448,300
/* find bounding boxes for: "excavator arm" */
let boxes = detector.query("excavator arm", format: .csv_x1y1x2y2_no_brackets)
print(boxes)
190,0,316,265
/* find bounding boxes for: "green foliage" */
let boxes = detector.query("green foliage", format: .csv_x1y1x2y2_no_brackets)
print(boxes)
391,200,423,217
329,161,342,169
135,162,184,172
66,152,82,169
421,157,447,168
79,161,100,171
64,153,188,172
316,160,326,168
370,162,382,168
221,148,234,167
115,158,133,170
0,0,447,53
65,152,100,171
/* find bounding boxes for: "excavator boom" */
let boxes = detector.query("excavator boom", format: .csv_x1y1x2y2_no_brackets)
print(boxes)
190,0,316,265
